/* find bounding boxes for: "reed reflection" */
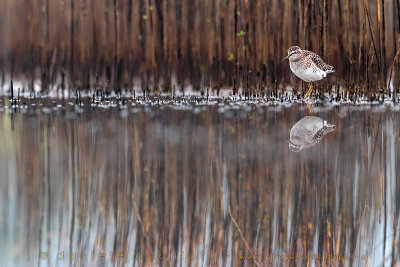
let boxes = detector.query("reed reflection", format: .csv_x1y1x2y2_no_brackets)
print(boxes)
0,101,399,266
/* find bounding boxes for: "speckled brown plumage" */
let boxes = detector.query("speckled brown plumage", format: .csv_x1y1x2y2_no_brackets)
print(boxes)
302,50,335,73
283,46,335,83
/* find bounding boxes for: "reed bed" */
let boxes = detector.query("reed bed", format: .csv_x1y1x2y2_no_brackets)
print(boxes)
0,0,399,95
0,102,399,265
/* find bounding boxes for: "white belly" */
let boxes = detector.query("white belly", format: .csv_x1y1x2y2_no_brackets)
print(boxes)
290,62,326,82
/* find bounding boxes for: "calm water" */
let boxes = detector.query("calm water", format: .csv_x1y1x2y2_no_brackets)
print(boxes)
1,97,399,266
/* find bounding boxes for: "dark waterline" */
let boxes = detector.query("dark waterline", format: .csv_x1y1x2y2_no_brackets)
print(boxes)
1,99,399,266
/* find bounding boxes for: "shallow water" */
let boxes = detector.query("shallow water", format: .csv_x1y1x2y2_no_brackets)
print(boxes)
1,98,400,266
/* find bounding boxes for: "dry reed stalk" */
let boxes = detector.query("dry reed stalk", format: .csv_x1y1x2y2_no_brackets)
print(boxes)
0,0,398,93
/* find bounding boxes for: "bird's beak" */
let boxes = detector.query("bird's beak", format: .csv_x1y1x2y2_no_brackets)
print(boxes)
281,137,293,145
282,55,289,61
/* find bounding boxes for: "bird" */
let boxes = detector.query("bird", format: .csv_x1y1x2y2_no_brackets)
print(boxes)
284,116,335,152
282,46,335,98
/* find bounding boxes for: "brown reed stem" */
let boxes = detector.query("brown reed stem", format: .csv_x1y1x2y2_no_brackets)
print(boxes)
228,206,260,267
364,0,381,74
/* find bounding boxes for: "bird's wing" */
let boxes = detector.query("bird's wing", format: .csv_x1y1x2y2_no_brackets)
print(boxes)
290,125,316,142
312,128,325,142
303,50,335,73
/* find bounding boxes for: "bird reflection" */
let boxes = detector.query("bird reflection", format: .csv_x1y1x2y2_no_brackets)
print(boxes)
285,116,335,152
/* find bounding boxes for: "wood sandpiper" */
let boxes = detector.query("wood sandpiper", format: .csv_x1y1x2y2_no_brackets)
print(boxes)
285,116,335,152
282,46,335,98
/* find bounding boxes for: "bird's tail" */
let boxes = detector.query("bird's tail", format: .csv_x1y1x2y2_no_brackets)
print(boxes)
326,65,335,73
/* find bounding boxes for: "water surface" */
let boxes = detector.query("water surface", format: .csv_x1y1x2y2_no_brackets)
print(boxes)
1,98,399,266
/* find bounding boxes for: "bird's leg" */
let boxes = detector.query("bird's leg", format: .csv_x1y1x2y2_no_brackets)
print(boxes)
304,82,313,98
306,102,314,115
